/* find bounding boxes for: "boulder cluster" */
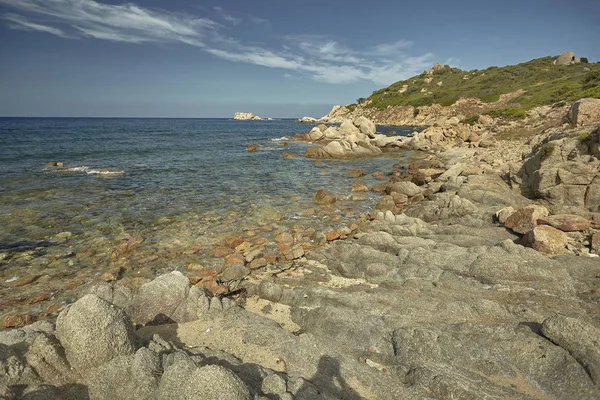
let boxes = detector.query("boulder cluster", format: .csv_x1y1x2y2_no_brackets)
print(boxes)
297,116,405,158
0,272,303,399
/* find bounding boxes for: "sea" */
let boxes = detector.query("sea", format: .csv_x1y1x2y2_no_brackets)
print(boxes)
0,118,414,301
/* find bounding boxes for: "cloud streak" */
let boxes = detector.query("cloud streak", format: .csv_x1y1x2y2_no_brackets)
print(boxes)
0,0,434,85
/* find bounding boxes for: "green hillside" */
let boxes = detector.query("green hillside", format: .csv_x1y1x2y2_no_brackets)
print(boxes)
364,56,600,115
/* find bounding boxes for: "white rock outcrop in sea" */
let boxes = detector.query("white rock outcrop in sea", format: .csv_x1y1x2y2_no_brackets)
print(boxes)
296,106,346,125
302,116,407,158
233,112,263,121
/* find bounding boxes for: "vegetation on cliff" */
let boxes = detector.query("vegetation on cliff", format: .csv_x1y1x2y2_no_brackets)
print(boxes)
362,56,600,116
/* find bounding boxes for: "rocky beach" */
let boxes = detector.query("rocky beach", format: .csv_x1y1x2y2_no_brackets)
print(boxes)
2,71,600,398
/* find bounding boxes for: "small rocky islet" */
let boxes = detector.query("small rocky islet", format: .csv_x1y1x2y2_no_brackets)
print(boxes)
2,56,600,399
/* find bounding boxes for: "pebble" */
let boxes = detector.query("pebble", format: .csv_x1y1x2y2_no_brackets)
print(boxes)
3,314,33,328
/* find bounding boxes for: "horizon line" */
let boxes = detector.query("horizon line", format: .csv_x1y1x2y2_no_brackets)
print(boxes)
0,116,304,119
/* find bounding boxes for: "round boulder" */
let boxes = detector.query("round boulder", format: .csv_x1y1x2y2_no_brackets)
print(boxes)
159,363,251,400
56,294,136,373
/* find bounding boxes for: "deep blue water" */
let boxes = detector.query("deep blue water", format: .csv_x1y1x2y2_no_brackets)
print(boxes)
0,118,413,250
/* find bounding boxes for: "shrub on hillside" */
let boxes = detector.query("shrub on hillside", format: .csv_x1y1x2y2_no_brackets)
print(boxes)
461,115,480,125
582,70,600,90
488,108,526,120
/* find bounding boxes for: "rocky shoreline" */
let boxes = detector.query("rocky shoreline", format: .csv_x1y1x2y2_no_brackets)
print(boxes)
2,99,600,399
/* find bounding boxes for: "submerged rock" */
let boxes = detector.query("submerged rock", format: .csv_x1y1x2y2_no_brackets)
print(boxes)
314,189,336,206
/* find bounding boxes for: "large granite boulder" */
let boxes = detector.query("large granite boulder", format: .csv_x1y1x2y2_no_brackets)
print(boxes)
25,333,78,386
386,181,424,199
338,120,364,142
354,116,376,138
568,98,600,127
56,294,136,373
553,51,577,65
132,271,211,325
85,348,161,400
518,131,600,211
305,140,382,158
158,358,251,400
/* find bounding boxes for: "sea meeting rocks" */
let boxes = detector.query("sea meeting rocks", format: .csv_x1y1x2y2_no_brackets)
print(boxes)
2,99,600,399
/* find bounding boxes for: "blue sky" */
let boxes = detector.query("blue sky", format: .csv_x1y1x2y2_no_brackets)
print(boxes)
0,0,599,117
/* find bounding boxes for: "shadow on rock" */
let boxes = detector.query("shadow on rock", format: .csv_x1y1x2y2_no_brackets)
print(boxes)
297,356,364,400
18,383,89,400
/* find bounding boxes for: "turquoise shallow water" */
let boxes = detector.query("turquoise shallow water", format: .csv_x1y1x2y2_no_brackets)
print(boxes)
0,118,413,282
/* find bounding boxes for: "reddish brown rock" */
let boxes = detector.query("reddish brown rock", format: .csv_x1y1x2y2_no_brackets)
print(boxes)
537,214,591,232
6,275,39,287
234,241,252,252
4,314,33,328
45,304,64,315
187,275,203,285
264,254,278,263
504,205,549,234
467,132,480,142
347,168,365,178
212,246,235,258
138,254,159,264
314,189,337,206
523,225,568,255
275,232,293,244
197,277,228,296
495,207,516,224
223,253,245,268
326,231,341,241
281,245,305,261
276,243,292,254
63,279,85,291
102,268,123,282
247,144,258,152
253,237,268,246
223,234,244,249
110,237,144,261
25,292,53,304
282,153,296,159
187,263,205,271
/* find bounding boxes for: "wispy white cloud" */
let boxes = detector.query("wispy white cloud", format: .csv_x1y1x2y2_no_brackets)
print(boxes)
0,0,434,85
370,40,414,56
213,6,241,26
2,12,72,38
